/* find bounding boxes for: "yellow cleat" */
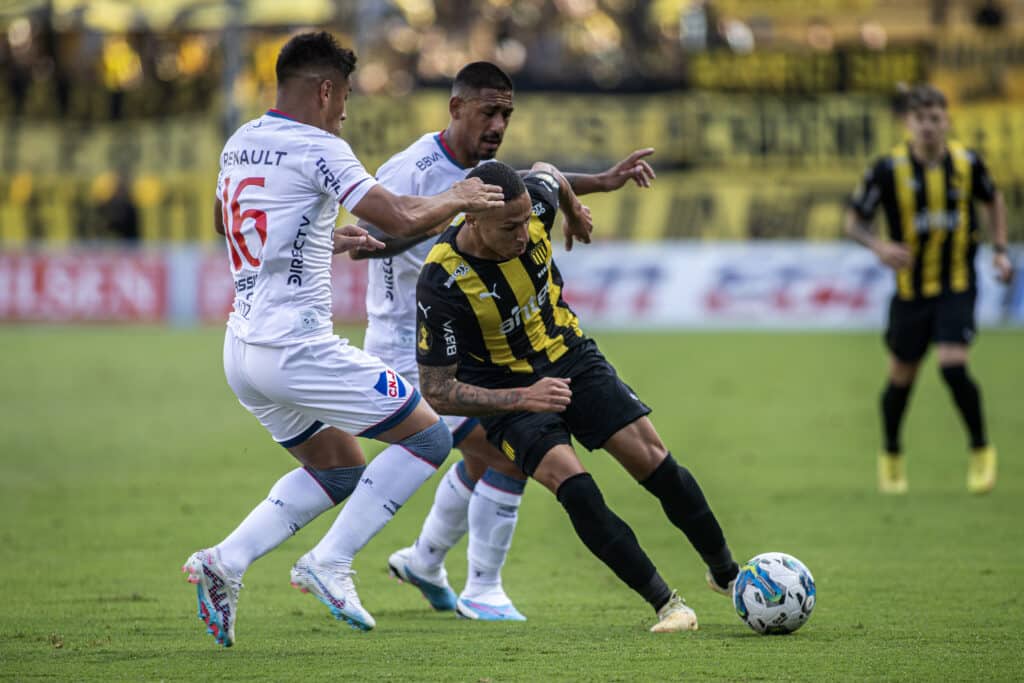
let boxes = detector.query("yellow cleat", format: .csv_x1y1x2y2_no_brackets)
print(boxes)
967,445,997,494
877,452,908,494
650,590,699,633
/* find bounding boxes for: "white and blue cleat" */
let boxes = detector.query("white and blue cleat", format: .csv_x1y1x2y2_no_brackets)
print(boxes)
455,594,527,622
387,546,457,611
290,552,376,631
183,548,242,647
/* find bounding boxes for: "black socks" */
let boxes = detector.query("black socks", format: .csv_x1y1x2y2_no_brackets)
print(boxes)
557,473,672,611
881,382,912,454
640,453,737,587
940,364,987,449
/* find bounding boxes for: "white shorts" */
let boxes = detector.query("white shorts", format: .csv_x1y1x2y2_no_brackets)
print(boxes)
364,325,478,444
223,328,421,447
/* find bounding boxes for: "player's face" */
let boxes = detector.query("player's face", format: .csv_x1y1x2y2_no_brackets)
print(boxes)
452,89,514,162
906,105,948,149
321,77,350,134
471,192,532,260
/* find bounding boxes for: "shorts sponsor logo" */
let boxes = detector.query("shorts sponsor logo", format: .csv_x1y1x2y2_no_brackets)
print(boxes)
374,368,407,399
501,440,516,460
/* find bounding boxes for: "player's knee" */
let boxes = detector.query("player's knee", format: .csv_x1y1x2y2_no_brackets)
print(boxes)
398,418,453,468
303,464,366,505
556,472,605,518
939,363,971,386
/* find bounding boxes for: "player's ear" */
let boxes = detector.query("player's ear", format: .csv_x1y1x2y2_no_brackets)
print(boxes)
449,96,464,120
319,79,332,107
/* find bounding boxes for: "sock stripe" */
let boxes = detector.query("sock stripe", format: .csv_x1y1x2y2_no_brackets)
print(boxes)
396,444,441,470
454,460,476,491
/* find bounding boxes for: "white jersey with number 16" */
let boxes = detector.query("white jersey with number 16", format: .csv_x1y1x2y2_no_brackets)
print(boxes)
217,109,378,346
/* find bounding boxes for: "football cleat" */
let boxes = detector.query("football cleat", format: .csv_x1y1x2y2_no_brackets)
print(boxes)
183,548,242,647
290,553,375,631
387,546,457,611
650,590,698,633
967,445,997,494
705,570,735,597
877,452,908,494
455,595,527,622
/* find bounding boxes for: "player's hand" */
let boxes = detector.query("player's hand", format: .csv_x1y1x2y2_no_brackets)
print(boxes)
519,377,572,413
563,202,593,251
874,242,912,270
333,224,385,254
451,177,505,212
601,148,656,191
994,251,1014,284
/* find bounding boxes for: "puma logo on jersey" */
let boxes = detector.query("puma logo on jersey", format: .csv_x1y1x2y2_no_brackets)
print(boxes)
479,284,501,301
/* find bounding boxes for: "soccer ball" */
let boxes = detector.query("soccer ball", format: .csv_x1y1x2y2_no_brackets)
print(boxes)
733,552,816,635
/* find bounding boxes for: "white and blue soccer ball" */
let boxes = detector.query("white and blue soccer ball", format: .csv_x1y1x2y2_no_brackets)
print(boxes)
733,552,816,635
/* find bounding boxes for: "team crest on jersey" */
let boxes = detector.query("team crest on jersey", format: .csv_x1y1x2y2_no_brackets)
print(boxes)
418,323,431,352
529,241,550,266
374,369,408,399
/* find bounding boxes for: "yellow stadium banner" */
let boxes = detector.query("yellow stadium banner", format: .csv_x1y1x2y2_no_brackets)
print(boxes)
3,92,1023,244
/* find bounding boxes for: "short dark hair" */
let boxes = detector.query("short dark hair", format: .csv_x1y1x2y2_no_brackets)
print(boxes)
466,161,525,201
452,62,513,96
907,84,947,111
276,32,357,85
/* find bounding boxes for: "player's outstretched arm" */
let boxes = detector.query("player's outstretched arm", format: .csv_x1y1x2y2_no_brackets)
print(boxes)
980,191,1014,283
530,162,595,251
350,178,503,239
844,208,911,270
564,148,656,194
349,219,448,260
331,224,385,255
419,363,572,417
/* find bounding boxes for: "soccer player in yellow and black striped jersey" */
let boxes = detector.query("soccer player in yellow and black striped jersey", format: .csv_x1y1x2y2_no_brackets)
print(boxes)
416,160,740,633
846,84,1014,495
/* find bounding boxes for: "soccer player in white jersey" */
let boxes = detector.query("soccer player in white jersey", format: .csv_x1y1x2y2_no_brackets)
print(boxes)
181,32,505,647
354,62,657,620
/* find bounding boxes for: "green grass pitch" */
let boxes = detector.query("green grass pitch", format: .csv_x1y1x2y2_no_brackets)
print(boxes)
1,326,1022,681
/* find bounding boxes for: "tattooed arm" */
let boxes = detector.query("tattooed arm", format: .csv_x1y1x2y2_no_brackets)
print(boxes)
419,363,572,417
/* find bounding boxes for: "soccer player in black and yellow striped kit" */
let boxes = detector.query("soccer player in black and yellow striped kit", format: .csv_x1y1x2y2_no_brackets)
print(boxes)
416,160,739,632
846,85,1014,494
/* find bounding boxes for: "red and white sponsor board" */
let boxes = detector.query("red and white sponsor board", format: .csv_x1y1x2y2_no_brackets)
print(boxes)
0,251,167,321
0,244,1018,328
557,242,1017,329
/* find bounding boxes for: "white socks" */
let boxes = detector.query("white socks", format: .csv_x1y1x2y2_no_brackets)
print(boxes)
462,469,525,600
216,468,334,577
310,443,438,567
413,461,475,571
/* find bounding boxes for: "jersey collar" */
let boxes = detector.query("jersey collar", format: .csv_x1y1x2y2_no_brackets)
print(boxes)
434,130,466,170
266,108,298,121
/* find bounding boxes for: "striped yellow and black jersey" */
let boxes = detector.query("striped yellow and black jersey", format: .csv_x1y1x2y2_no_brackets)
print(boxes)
416,173,585,387
850,141,998,301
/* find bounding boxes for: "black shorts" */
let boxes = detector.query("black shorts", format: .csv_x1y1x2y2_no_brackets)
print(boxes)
885,291,977,363
480,339,651,476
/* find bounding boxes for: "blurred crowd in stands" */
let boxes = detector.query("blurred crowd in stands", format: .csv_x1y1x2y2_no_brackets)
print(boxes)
2,0,1020,120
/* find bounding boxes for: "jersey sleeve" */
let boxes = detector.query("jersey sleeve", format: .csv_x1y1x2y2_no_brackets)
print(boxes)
524,172,561,232
970,151,998,203
849,157,888,220
416,265,469,367
308,135,379,212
